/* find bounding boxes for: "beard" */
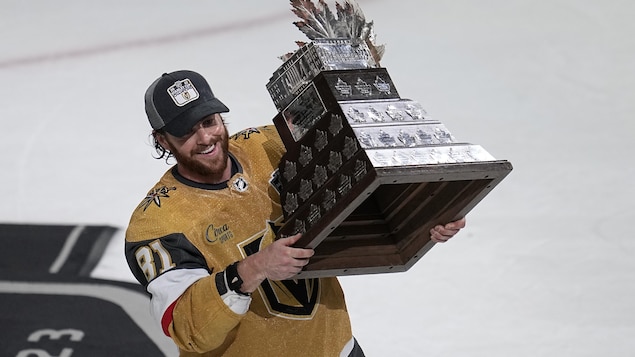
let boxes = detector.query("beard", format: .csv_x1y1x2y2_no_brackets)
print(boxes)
166,128,230,183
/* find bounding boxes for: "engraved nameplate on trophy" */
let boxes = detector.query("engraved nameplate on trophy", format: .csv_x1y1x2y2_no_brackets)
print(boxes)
267,38,379,112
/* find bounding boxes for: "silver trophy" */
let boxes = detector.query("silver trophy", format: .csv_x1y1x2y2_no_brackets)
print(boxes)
269,0,512,278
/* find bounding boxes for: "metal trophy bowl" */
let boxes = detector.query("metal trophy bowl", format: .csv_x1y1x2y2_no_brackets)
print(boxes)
268,1,513,278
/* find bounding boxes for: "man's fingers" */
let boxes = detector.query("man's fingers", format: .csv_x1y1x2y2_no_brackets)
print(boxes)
430,225,453,236
430,230,450,243
292,248,314,260
279,234,314,259
279,233,303,246
429,219,465,243
445,217,466,230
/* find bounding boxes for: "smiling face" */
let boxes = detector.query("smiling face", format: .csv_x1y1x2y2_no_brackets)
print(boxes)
157,113,231,184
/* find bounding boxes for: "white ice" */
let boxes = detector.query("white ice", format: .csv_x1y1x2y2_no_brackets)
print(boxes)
1,1,634,356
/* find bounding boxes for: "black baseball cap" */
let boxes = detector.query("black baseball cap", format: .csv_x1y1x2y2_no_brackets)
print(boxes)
144,70,229,137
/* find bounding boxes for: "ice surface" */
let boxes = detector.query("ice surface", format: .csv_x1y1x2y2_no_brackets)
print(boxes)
2,1,634,356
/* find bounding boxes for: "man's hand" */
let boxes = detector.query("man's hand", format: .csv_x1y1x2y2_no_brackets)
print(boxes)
430,217,466,243
237,234,314,293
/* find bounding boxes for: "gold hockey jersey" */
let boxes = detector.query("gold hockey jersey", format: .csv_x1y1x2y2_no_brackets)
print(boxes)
125,126,354,356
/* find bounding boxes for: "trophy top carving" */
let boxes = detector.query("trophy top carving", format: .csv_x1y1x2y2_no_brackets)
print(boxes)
267,1,387,111
282,0,385,65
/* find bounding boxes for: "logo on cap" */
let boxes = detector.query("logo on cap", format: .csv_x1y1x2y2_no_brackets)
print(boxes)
167,78,199,106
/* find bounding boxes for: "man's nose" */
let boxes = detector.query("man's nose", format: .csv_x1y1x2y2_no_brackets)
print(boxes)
194,125,216,141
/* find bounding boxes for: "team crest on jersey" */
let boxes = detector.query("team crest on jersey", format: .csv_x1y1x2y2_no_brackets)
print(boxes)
139,186,176,211
238,221,320,320
231,127,260,140
232,177,249,192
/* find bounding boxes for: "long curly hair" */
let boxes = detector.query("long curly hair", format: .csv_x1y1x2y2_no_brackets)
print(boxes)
150,130,174,164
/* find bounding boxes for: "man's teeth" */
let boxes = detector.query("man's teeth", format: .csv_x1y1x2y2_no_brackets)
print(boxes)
200,144,216,154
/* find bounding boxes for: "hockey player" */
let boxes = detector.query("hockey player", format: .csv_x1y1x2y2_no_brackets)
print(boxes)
125,70,466,356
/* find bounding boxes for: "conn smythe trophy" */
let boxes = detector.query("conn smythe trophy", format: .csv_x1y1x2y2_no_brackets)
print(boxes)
268,1,512,278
